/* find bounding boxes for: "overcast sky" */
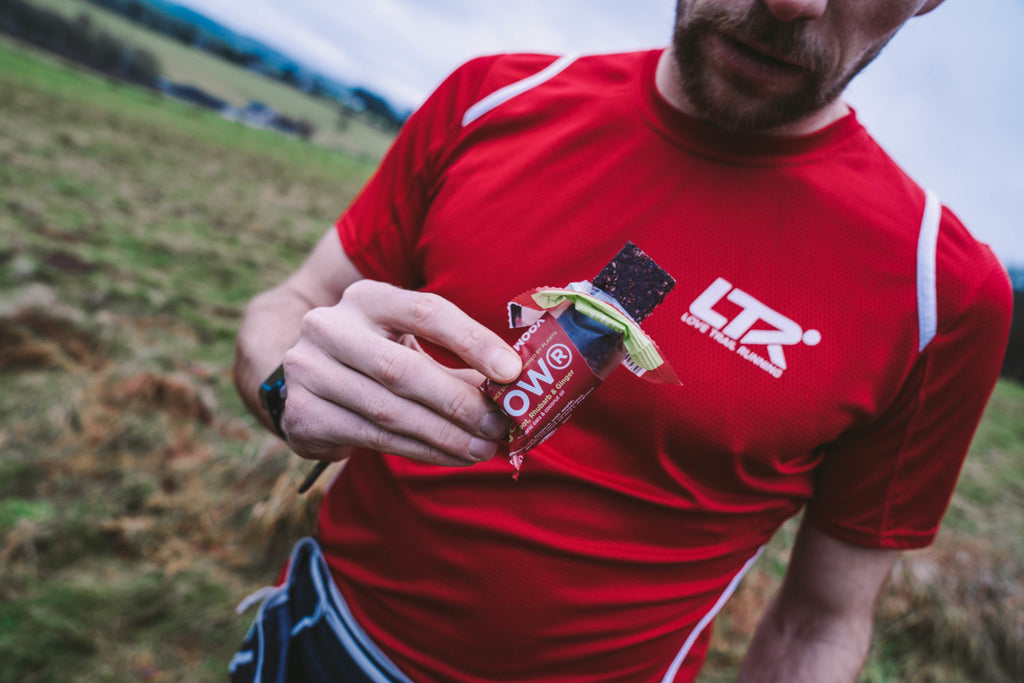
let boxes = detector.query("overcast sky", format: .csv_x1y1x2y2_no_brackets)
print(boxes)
175,0,1023,268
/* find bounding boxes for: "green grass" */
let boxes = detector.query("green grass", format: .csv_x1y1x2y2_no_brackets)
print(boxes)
939,381,1024,541
0,566,244,683
0,499,56,534
1,35,367,681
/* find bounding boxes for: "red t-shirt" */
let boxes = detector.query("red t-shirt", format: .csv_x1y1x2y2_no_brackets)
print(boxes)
320,50,1012,682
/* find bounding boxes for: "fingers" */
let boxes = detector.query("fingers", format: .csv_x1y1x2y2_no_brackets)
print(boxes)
279,281,519,467
284,343,505,464
301,305,507,433
282,376,485,468
344,281,522,383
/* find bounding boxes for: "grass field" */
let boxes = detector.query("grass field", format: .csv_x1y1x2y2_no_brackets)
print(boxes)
1,32,1022,683
1,35,371,681
24,0,398,161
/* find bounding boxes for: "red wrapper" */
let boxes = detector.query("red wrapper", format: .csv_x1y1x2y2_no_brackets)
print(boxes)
482,243,678,479
482,302,609,477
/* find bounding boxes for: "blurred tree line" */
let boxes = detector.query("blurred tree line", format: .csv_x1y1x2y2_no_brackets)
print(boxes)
82,0,259,68
1001,281,1023,385
81,0,405,131
0,0,161,86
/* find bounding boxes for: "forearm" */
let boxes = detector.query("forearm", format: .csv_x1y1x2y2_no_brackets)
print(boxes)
735,592,872,683
233,282,319,434
734,524,897,683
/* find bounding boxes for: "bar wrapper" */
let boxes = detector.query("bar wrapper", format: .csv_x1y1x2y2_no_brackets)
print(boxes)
481,242,678,479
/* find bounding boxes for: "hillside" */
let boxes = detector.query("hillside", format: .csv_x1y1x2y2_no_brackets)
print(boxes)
17,0,397,161
1,35,1022,683
1,36,371,680
110,0,364,104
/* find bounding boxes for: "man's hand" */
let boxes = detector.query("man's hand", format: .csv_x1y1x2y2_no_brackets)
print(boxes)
280,279,522,467
234,227,522,468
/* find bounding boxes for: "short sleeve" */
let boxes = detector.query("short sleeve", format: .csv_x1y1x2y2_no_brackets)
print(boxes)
334,56,502,288
807,257,1013,550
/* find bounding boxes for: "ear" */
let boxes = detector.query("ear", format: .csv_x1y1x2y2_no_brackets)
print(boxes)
915,0,946,16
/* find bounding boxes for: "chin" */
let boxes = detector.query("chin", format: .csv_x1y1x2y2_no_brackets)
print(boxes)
687,82,818,132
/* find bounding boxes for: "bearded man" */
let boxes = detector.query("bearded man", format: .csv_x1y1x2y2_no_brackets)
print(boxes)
231,1,1012,681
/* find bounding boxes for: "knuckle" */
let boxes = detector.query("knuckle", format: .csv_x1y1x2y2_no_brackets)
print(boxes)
443,389,475,425
362,392,396,426
281,346,306,375
299,306,331,338
279,411,297,441
341,278,370,301
282,347,319,389
342,279,386,307
433,420,468,455
363,422,399,453
279,391,311,439
374,347,413,389
406,292,445,328
449,324,491,361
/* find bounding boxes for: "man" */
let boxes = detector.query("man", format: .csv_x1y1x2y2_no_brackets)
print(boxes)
231,0,1013,681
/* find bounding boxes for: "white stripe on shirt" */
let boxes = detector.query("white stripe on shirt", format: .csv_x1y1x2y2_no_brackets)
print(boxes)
917,189,942,351
660,546,764,683
461,53,579,127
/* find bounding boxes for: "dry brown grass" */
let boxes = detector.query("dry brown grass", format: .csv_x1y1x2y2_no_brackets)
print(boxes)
869,537,1024,682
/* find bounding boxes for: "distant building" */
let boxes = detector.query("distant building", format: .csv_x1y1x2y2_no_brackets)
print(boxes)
158,80,230,113
238,101,278,128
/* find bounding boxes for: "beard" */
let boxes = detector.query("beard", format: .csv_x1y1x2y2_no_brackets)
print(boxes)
671,1,886,131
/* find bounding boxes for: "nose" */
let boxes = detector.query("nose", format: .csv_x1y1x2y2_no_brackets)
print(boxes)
760,0,828,21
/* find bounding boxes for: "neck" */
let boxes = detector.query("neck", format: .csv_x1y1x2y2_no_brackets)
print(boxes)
654,48,849,138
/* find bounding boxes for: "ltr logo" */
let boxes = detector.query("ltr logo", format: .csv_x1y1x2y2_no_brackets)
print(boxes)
686,278,821,371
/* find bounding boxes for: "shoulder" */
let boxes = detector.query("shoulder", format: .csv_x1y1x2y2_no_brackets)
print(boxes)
932,206,1013,342
434,53,570,111
449,50,652,92
837,123,1012,345
907,183,1012,356
434,50,654,126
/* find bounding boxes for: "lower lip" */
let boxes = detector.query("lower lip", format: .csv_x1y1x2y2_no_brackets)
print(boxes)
709,33,805,89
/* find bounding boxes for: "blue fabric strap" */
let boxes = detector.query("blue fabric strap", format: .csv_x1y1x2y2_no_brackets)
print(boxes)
229,537,413,683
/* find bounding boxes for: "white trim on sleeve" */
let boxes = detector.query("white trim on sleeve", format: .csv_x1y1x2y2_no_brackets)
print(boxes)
461,53,579,127
917,189,942,351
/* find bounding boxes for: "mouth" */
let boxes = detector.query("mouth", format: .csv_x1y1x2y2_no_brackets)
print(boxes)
724,32,805,68
710,31,808,88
